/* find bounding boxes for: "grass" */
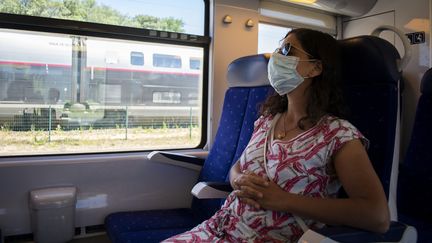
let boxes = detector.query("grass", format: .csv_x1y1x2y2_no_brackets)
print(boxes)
0,127,201,156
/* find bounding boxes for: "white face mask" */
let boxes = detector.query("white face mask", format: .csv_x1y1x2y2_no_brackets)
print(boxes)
267,52,305,96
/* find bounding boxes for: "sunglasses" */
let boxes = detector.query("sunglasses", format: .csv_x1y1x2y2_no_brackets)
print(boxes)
276,42,315,59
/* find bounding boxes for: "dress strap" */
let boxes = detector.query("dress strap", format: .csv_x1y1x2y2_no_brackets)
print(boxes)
263,113,310,233
263,113,281,178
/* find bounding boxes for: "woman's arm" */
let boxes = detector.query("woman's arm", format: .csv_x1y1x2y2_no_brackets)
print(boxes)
237,139,390,233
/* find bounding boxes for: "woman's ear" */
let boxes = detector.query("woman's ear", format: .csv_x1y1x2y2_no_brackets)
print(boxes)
309,61,322,78
314,61,322,76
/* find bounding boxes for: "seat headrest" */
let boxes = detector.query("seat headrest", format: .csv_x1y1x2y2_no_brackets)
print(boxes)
227,54,271,87
338,36,401,86
421,68,432,95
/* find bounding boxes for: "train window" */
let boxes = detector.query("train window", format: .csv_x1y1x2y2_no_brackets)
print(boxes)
153,54,182,68
258,23,291,54
189,58,201,70
130,52,144,66
0,0,208,156
0,29,204,156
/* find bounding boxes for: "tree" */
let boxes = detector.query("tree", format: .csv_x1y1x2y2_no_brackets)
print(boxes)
0,0,185,33
133,15,184,32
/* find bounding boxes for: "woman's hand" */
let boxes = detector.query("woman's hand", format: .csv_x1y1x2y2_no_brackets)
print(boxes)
233,171,269,209
254,179,289,211
234,171,289,211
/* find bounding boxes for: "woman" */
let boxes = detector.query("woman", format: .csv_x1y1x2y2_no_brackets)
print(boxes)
162,28,390,242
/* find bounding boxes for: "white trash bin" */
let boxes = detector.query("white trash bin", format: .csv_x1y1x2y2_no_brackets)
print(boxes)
29,187,77,243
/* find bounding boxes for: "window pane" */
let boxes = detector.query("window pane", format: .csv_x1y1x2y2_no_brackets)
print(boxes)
0,29,203,156
258,23,291,54
189,58,201,70
0,0,205,35
153,54,182,68
131,52,144,66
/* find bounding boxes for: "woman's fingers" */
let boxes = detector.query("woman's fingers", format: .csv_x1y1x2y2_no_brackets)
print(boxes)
234,186,263,199
241,185,263,198
235,172,269,188
234,190,260,209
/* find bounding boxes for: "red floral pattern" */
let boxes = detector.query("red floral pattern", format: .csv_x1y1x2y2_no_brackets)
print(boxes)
163,114,367,242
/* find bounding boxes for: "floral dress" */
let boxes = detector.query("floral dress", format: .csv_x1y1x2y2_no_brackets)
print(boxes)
162,114,368,243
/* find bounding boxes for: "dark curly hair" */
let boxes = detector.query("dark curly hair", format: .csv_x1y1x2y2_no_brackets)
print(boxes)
260,28,347,129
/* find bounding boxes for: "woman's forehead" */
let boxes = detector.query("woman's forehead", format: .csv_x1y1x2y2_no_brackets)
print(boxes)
283,34,301,46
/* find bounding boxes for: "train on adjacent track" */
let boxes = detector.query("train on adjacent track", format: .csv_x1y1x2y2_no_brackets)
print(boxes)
0,30,203,129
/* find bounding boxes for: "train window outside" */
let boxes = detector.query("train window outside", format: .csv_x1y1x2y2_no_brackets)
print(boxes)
153,54,182,68
131,52,144,66
190,58,201,70
0,0,208,156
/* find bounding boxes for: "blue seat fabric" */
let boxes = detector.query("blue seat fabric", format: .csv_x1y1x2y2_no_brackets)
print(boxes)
192,86,271,220
106,209,200,243
397,68,432,243
105,54,271,243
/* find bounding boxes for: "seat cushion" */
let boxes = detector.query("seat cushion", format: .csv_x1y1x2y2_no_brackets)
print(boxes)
105,209,202,243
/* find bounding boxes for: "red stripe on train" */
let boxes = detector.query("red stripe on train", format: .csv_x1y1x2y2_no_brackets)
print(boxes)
0,61,200,76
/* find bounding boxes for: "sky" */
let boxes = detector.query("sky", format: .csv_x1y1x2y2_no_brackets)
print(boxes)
95,0,205,35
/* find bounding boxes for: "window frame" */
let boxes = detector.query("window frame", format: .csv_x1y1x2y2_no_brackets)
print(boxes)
0,0,210,157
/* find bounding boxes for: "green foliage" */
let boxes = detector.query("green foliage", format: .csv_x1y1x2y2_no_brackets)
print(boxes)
133,15,184,32
0,0,184,32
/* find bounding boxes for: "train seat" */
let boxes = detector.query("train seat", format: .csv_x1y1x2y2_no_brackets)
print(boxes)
302,28,417,243
397,68,432,243
104,54,272,243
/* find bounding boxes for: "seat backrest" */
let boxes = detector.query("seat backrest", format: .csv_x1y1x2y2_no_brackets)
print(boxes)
397,68,432,223
192,54,271,220
338,36,401,219
403,68,432,171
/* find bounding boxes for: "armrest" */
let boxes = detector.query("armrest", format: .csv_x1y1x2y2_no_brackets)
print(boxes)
185,150,209,160
191,182,233,199
298,221,417,243
147,151,205,171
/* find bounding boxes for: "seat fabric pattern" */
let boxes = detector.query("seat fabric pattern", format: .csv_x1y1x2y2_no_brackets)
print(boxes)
191,87,254,220
105,209,200,243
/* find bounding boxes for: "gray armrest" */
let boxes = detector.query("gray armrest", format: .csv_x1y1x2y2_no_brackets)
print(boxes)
147,151,205,171
191,182,233,199
185,150,209,160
